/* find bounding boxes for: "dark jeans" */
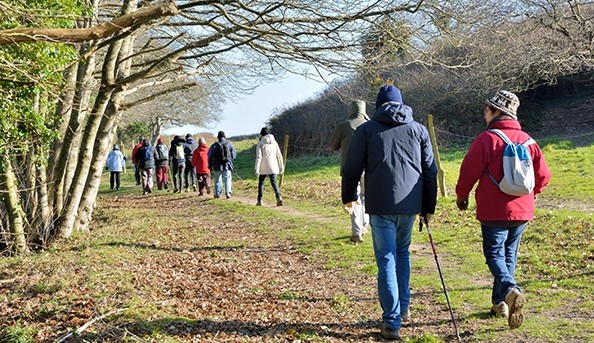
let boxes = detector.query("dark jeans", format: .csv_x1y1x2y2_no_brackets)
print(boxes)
258,174,281,200
110,171,121,189
134,165,141,185
184,164,197,189
481,223,527,304
171,162,185,191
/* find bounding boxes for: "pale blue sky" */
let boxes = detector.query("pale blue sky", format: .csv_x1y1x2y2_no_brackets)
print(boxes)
164,73,331,137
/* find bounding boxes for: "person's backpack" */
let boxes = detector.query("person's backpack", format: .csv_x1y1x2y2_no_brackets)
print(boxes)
143,147,153,162
486,129,536,196
156,144,169,161
174,144,185,160
217,142,231,162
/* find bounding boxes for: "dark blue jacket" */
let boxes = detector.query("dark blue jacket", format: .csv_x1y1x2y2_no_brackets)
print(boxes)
341,102,437,215
169,137,186,165
208,138,237,171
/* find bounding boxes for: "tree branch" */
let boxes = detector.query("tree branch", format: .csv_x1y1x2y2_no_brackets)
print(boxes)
0,2,178,45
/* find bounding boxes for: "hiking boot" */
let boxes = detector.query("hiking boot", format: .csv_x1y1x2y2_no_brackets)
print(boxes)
214,194,220,199
380,324,402,341
226,193,231,199
490,301,509,318
350,235,363,244
401,309,410,322
173,188,179,193
505,288,525,329
192,185,197,192
256,200,262,206
276,197,283,206
142,191,147,195
164,183,168,190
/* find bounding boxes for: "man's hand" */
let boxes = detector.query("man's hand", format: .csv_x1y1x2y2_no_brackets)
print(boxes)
456,197,469,211
342,200,360,215
421,213,433,225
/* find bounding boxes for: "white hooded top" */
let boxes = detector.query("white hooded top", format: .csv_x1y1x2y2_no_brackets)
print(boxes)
255,134,284,175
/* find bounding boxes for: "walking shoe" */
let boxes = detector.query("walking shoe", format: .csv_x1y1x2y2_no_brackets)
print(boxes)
401,309,410,322
256,200,262,206
206,186,211,194
505,288,525,329
226,193,231,199
173,188,179,193
192,185,197,192
142,191,147,195
350,235,363,244
214,194,220,199
490,301,509,318
380,324,402,341
276,198,283,206
164,183,168,190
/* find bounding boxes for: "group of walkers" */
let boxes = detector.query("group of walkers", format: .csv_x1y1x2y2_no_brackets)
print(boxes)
333,85,551,341
105,128,285,205
106,84,552,341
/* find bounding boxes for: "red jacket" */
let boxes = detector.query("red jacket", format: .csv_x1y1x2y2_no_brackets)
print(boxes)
456,119,551,222
191,144,210,174
131,142,143,165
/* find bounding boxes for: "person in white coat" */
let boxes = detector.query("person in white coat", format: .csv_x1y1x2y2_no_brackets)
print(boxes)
255,127,284,206
106,144,126,190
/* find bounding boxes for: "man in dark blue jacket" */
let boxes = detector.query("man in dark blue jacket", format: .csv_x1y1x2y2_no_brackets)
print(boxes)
135,139,156,195
342,85,438,341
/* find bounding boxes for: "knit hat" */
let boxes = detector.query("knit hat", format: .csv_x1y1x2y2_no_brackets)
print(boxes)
113,144,119,150
217,131,225,139
260,127,269,137
185,133,192,139
375,85,403,109
157,137,163,144
486,90,519,119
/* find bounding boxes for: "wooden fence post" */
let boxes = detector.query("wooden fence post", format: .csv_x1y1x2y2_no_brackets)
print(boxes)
279,135,289,188
427,114,447,197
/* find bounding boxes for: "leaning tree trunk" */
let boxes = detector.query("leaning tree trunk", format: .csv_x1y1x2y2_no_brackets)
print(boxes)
76,28,135,232
0,158,29,255
50,49,97,217
53,34,124,239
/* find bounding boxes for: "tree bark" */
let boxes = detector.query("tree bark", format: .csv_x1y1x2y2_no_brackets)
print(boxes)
0,158,29,255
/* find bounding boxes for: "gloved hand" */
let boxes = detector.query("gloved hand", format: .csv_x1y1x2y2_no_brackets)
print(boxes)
342,200,360,215
421,213,433,225
456,197,469,211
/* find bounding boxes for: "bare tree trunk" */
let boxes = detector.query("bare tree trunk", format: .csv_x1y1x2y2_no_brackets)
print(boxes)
0,158,29,255
76,8,136,232
51,50,97,216
54,32,124,238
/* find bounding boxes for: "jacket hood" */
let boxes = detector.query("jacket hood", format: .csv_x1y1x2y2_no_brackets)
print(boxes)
372,103,413,126
172,137,185,145
261,134,276,145
197,144,209,152
348,100,368,120
186,137,195,144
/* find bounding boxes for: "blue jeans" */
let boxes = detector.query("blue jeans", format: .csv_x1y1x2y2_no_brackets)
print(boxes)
213,169,232,196
481,223,527,304
370,214,415,331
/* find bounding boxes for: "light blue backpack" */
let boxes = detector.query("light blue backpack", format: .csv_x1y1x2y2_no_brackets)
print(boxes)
486,129,536,196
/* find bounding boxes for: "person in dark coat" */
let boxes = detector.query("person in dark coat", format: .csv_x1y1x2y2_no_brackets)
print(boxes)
183,134,198,192
154,137,170,190
169,135,186,193
135,138,156,195
208,131,237,199
342,85,438,341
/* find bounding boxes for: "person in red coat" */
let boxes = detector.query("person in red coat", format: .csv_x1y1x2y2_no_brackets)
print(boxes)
191,137,212,196
456,90,551,330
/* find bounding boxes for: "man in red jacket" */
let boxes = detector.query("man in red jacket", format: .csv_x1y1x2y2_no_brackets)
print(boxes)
131,137,144,186
456,90,551,330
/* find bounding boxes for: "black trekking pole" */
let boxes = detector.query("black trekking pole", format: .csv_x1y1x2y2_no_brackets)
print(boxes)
419,216,462,341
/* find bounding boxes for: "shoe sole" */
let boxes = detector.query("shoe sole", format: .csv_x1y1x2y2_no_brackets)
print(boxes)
508,292,525,329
